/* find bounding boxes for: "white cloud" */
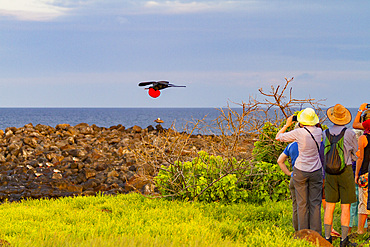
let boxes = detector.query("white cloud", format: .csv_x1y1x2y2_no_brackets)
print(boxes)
0,1,359,22
138,0,248,14
0,0,258,21
144,1,212,13
0,0,72,21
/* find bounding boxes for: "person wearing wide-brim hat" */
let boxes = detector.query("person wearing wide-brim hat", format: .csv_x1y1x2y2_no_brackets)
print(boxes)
323,104,358,246
327,104,352,126
276,107,323,235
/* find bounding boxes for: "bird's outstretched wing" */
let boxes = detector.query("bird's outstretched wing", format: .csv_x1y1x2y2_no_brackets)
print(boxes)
139,80,186,94
150,81,170,91
157,81,186,88
156,81,170,85
168,84,186,87
138,81,156,87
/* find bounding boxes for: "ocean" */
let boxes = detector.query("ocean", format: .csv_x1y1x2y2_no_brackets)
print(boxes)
0,107,360,132
0,108,223,132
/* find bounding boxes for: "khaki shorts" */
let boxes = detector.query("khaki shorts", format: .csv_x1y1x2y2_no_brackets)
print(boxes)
324,165,357,204
358,186,370,215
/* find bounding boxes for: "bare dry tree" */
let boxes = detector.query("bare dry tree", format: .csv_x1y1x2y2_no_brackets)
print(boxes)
256,77,326,124
129,77,326,201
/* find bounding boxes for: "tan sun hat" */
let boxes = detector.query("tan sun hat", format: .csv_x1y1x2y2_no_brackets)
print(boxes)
326,104,352,125
297,107,319,126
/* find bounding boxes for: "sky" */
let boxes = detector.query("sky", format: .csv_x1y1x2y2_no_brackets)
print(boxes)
0,0,369,108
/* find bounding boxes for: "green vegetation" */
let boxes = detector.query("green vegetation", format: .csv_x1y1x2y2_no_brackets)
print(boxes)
155,151,248,203
242,160,290,203
156,150,290,204
0,193,312,247
252,121,289,164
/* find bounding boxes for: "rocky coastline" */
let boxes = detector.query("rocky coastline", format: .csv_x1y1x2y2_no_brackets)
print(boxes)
0,122,255,202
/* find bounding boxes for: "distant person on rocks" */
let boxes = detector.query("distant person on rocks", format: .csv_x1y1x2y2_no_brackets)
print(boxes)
322,104,358,247
353,103,370,235
276,108,323,234
277,141,299,231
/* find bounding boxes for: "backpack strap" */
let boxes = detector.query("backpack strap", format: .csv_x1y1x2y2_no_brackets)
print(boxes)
339,127,347,138
325,127,347,140
304,127,320,153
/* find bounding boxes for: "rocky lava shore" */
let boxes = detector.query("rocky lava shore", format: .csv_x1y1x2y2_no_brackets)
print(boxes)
0,122,255,202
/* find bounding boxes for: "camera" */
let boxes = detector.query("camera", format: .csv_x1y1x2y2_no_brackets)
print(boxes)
367,104,370,109
292,115,298,121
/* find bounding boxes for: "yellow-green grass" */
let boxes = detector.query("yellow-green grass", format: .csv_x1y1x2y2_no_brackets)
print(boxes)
0,193,312,247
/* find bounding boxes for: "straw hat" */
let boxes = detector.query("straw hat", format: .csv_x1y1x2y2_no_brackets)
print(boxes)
297,108,319,126
326,104,351,125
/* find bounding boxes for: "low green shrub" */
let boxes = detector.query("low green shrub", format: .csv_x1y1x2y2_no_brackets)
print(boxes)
241,161,290,203
252,121,289,164
155,151,248,203
156,151,290,203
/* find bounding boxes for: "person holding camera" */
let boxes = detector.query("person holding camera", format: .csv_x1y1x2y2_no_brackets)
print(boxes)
353,103,370,132
353,103,370,234
276,107,323,234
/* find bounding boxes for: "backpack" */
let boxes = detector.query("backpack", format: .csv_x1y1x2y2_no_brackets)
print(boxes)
324,127,347,175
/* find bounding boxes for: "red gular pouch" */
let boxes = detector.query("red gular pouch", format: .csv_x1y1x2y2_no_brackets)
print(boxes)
148,88,161,98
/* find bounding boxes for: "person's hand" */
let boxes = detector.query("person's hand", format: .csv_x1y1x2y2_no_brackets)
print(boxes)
285,115,294,127
359,103,368,111
355,174,359,185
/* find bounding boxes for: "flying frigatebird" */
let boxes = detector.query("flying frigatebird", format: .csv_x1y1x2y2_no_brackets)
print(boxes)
138,81,186,98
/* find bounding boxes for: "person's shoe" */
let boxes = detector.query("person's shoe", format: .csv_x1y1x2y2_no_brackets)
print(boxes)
340,236,357,247
325,235,332,244
331,229,341,237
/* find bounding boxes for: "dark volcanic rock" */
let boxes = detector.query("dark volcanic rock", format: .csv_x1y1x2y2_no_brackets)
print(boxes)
0,123,162,202
0,122,255,202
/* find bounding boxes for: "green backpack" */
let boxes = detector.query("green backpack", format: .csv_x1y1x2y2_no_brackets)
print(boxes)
324,128,346,175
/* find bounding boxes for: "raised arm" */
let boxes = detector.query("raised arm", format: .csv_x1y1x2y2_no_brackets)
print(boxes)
276,115,294,141
353,103,368,130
